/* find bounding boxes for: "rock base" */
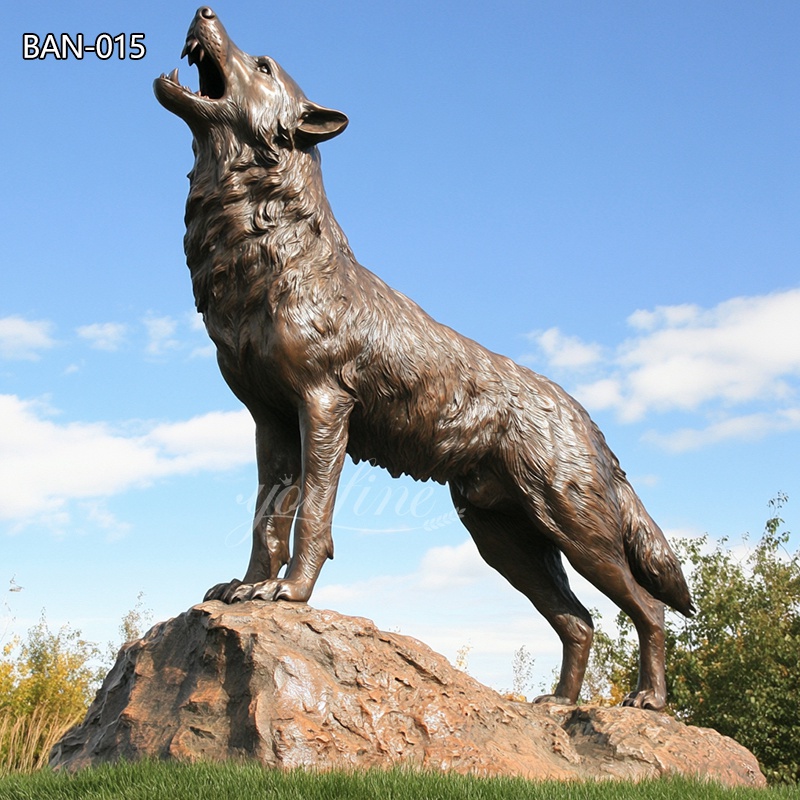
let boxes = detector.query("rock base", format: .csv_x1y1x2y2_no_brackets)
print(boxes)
50,601,765,786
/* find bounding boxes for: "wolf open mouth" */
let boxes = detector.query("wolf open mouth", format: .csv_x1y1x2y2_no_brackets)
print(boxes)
155,10,228,112
158,39,225,102
182,37,225,100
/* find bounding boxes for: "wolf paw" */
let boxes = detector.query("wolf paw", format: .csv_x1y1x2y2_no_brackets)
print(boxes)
204,578,312,603
203,579,243,602
622,689,665,711
253,578,312,602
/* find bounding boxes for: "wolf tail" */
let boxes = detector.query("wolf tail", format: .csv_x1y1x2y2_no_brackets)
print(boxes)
618,479,695,617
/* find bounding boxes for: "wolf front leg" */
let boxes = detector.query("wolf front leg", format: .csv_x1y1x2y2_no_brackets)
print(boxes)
250,385,354,603
205,414,301,603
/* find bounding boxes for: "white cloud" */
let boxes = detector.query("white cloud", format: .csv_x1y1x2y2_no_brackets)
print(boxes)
526,288,800,447
0,316,56,360
187,312,215,357
143,314,180,356
417,539,487,590
80,500,133,541
612,290,800,418
526,327,603,370
146,411,256,472
190,343,216,359
0,394,254,522
76,322,128,351
643,408,800,453
571,377,623,411
314,538,502,621
627,304,702,331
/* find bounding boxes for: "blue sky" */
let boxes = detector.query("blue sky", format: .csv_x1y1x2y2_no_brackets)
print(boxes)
2,1,799,692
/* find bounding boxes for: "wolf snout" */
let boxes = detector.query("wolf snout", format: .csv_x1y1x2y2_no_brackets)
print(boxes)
197,7,216,20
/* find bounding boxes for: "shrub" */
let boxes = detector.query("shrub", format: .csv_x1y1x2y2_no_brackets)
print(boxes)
0,591,152,776
0,612,100,774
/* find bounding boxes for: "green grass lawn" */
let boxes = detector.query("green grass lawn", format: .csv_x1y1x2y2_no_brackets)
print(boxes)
0,762,796,800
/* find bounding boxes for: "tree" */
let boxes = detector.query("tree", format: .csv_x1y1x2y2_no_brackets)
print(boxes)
588,495,800,784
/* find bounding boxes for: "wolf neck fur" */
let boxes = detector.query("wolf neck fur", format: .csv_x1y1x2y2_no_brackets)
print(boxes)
184,135,353,318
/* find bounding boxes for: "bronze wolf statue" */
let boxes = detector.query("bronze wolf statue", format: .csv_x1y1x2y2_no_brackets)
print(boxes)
155,7,693,710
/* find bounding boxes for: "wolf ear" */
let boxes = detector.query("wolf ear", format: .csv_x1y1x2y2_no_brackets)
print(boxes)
295,101,349,147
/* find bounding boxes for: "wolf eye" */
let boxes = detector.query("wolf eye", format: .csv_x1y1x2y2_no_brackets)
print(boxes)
257,59,272,75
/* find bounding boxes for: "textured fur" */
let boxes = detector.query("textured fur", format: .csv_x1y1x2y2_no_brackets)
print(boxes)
155,7,693,709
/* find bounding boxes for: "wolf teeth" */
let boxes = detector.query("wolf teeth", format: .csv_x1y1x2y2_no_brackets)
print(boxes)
181,38,198,59
168,67,180,83
182,38,207,67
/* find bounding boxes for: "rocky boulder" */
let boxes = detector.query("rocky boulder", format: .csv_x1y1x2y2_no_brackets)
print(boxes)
50,601,765,786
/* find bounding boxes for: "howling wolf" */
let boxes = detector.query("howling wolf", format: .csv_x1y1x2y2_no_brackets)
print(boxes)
155,7,693,710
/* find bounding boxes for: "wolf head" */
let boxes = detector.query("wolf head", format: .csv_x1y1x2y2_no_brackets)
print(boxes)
154,7,348,153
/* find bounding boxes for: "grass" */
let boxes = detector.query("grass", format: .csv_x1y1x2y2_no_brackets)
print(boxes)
0,761,797,800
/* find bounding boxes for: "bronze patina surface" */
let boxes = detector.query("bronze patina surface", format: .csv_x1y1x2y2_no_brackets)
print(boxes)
155,7,694,710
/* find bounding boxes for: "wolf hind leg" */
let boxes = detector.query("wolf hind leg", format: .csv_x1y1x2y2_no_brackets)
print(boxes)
508,470,671,710
452,487,593,705
543,524,668,710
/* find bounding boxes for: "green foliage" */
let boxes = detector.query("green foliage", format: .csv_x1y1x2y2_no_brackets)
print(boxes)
588,495,800,784
0,761,789,800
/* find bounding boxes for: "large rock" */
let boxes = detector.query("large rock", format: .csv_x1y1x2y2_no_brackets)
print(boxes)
51,601,765,786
